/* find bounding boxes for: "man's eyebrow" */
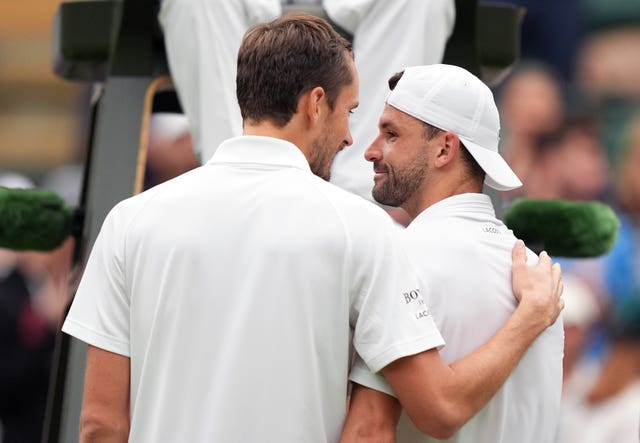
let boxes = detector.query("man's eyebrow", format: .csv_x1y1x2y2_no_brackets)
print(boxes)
379,120,393,130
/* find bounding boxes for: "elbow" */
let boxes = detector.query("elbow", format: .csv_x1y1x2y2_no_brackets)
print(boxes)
413,417,461,440
407,400,467,440
79,413,101,441
422,422,460,441
80,413,129,442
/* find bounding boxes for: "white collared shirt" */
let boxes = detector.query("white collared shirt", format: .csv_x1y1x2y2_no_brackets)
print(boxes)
63,136,444,442
351,193,564,443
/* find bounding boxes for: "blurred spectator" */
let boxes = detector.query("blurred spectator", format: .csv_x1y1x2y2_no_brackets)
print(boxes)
523,116,609,201
36,158,85,326
0,173,57,443
559,296,640,443
577,29,640,101
0,163,83,442
601,113,640,309
555,111,640,443
578,0,640,97
611,113,640,224
562,274,602,385
574,24,640,169
559,274,604,440
497,62,565,201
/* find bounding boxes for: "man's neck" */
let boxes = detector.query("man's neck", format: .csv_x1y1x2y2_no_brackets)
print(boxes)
243,119,311,161
403,177,482,219
244,120,292,140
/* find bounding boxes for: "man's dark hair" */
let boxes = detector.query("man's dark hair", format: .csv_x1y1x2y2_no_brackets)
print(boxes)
388,70,486,184
458,144,486,184
237,13,354,127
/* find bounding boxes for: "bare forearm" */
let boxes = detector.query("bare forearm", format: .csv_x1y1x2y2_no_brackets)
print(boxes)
383,310,546,439
340,384,401,443
81,346,131,443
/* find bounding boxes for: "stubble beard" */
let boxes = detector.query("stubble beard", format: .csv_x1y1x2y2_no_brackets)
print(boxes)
310,134,335,182
372,160,427,207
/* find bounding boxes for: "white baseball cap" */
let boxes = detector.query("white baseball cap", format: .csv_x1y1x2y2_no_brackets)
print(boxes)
387,64,522,191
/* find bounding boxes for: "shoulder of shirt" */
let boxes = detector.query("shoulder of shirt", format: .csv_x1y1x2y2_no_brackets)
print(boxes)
305,176,393,221
401,216,486,256
104,170,197,227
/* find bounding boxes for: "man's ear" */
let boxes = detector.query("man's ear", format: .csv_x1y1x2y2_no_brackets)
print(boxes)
433,132,460,168
303,86,326,125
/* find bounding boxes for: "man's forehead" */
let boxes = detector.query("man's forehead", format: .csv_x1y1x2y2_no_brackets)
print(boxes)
348,60,359,107
341,79,359,108
339,86,358,109
379,104,420,127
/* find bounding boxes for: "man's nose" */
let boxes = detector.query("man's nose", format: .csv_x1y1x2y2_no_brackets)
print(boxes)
344,130,353,148
364,138,381,162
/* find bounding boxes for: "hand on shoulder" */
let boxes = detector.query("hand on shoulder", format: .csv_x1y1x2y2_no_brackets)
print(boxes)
511,240,564,330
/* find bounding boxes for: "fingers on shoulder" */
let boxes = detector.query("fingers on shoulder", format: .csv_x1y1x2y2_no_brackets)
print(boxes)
511,239,527,264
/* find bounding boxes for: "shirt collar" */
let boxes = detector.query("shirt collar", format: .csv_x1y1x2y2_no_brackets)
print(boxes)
206,136,311,173
411,193,496,226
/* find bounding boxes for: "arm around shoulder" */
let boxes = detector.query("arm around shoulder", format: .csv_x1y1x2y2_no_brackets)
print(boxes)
379,241,564,439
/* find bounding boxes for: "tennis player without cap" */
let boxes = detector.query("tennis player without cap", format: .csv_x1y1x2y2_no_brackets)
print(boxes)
340,65,564,443
61,14,562,442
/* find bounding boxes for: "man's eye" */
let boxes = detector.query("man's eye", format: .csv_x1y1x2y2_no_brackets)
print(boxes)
387,131,398,138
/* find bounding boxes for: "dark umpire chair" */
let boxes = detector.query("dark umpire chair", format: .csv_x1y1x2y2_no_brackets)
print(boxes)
44,1,524,441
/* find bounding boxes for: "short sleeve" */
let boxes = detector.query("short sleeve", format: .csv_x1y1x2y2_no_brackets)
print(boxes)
348,210,444,373
62,206,131,357
349,354,395,397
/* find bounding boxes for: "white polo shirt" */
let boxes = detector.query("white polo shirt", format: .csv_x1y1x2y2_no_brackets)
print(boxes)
62,136,444,442
350,193,564,443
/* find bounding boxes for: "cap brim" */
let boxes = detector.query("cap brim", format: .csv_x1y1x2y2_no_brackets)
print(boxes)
459,138,522,191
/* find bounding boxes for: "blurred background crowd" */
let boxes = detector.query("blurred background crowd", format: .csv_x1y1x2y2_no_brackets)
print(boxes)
1,0,639,442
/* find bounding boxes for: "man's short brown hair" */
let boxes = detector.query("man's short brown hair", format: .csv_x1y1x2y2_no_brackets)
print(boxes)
237,13,354,127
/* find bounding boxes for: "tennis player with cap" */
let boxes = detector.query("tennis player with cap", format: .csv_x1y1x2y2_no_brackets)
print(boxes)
341,65,564,442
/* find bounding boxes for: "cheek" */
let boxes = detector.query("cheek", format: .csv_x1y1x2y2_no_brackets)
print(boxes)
327,114,342,135
382,140,406,163
382,150,403,174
